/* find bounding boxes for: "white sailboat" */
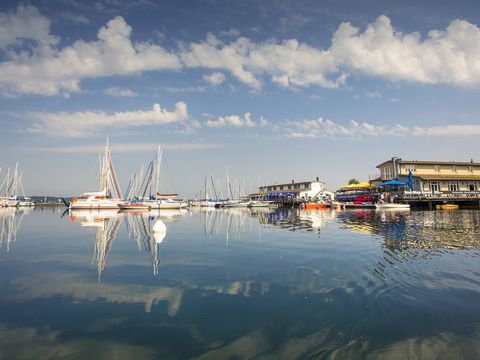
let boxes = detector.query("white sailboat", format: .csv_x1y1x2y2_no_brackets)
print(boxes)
70,139,123,210
145,147,187,210
0,164,32,207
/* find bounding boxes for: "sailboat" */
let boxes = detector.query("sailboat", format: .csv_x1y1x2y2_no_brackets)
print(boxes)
119,147,186,210
70,139,123,210
145,147,187,210
222,166,250,208
0,164,33,207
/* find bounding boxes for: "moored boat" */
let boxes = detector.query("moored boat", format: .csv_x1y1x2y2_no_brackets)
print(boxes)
304,202,329,210
248,201,270,208
70,139,123,210
375,203,410,210
436,204,459,210
118,201,150,210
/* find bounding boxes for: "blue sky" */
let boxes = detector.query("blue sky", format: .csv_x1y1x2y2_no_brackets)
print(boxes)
1,0,479,197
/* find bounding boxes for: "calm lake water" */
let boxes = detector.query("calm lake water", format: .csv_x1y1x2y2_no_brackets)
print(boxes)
1,207,480,359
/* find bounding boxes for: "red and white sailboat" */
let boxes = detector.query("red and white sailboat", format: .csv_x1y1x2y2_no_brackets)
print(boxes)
70,139,123,210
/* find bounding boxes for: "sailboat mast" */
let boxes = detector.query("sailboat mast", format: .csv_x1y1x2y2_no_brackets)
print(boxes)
106,142,122,199
226,166,233,199
155,146,162,196
210,175,218,200
204,175,208,200
13,162,18,197
5,168,11,197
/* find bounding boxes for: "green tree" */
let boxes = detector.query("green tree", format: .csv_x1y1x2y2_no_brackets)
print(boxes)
348,178,360,185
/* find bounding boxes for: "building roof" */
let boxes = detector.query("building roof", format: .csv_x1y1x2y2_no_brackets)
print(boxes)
259,179,323,188
376,158,480,168
252,189,307,195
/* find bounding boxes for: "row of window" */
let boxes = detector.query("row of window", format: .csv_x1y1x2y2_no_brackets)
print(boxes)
405,164,475,174
260,183,310,191
429,181,478,192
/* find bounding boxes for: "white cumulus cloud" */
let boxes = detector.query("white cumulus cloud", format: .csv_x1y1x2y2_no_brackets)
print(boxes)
205,112,267,128
181,15,480,89
0,11,180,96
330,15,480,86
103,87,138,97
280,117,480,139
0,5,58,50
203,72,226,85
27,102,188,137
1,7,480,97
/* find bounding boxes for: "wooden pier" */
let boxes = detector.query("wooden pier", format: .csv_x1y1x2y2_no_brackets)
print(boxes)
397,192,480,209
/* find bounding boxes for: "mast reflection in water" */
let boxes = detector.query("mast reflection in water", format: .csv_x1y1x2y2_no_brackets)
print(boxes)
0,207,479,359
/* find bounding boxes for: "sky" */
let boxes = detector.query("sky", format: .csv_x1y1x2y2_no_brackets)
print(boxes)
0,0,480,197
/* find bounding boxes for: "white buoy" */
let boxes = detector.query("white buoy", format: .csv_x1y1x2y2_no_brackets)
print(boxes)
153,231,166,244
152,219,167,244
152,219,166,233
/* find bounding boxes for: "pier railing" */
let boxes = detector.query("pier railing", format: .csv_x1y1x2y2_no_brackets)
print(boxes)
398,191,480,200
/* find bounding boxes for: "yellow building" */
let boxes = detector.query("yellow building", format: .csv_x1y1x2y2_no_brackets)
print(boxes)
376,157,480,193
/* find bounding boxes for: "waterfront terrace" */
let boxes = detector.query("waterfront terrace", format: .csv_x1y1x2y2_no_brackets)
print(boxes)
375,157,480,208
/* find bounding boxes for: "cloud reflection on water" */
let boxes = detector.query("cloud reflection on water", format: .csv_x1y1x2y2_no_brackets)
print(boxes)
0,208,480,358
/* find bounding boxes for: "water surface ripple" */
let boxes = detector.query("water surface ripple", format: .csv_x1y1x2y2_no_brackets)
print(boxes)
0,207,479,359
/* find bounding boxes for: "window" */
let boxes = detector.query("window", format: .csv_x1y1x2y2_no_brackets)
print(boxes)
430,181,440,193
468,183,477,191
452,165,457,173
434,165,440,173
288,185,292,190
448,182,459,192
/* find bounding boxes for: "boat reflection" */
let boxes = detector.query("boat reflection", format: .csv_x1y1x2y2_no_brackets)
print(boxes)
0,207,28,253
124,212,168,276
70,209,188,278
70,210,123,281
259,208,337,233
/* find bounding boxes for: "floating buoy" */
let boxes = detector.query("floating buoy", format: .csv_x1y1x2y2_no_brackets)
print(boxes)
153,231,166,244
153,219,166,233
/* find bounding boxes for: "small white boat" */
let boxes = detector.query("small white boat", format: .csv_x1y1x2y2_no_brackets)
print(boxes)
147,199,183,209
375,203,410,210
248,201,270,208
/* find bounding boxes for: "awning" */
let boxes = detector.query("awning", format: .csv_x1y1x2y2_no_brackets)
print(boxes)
340,182,374,190
379,180,407,186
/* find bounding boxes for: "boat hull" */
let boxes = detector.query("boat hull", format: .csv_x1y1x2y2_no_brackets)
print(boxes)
118,203,150,210
69,199,121,210
375,203,410,210
304,203,328,210
436,204,459,210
